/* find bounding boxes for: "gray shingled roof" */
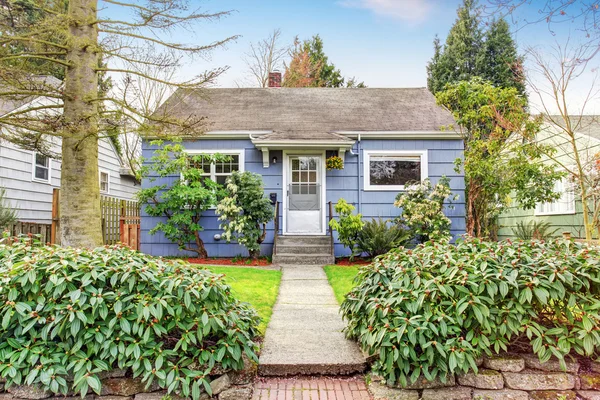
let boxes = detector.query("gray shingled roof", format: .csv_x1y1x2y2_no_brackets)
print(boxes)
546,115,600,141
157,87,455,140
0,76,63,116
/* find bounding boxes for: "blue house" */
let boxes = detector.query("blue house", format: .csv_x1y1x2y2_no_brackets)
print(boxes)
141,76,465,262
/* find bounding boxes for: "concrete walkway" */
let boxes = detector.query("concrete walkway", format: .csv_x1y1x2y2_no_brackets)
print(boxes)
258,264,366,376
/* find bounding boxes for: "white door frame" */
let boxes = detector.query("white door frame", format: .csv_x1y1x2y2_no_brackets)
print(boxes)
282,150,327,235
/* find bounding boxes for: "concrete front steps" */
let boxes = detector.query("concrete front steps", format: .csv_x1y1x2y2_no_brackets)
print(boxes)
272,235,335,265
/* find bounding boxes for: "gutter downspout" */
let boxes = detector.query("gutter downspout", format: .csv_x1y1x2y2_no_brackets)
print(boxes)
349,133,362,213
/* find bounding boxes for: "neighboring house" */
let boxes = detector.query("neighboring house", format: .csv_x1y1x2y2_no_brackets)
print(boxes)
498,116,600,240
141,74,466,258
0,87,139,225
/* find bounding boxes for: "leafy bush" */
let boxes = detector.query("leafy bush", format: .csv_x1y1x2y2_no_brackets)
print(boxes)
512,220,559,241
216,171,273,259
354,218,410,258
341,237,600,387
0,187,16,229
0,238,260,399
394,176,456,242
329,199,364,255
138,140,228,258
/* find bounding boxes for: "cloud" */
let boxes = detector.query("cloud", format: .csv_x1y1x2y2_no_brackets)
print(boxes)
339,0,434,24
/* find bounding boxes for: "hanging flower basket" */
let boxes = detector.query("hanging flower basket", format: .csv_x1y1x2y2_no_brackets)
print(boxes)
326,155,344,170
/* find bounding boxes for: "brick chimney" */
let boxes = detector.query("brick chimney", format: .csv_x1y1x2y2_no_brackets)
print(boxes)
268,71,282,88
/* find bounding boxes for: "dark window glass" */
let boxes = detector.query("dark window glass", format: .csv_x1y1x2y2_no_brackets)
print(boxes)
34,153,49,181
369,156,421,186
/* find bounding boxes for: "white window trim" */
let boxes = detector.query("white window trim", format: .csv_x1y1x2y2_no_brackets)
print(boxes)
31,151,52,184
99,168,111,195
534,177,576,216
183,149,245,179
363,150,428,191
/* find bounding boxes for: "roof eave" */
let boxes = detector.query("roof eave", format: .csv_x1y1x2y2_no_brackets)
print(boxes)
335,131,462,139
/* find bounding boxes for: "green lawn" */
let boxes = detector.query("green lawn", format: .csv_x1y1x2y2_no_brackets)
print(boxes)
205,267,281,334
323,265,361,304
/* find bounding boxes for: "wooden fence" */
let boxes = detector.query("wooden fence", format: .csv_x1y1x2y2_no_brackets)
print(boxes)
4,222,53,244
4,189,140,249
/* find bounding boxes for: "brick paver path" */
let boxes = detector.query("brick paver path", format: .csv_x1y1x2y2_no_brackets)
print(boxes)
253,376,372,399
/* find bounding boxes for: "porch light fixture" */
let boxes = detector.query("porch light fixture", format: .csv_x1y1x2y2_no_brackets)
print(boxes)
272,156,278,164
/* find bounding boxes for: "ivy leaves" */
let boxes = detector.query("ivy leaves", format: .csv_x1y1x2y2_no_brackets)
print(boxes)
0,240,260,399
341,237,600,386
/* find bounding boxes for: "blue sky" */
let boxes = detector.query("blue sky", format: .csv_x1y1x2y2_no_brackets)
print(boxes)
105,0,600,113
177,0,465,88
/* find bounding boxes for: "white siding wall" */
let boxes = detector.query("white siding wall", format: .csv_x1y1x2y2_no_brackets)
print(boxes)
0,139,138,224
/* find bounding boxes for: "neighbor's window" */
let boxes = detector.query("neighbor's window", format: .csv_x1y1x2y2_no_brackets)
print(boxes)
535,178,575,215
32,152,50,182
188,150,244,185
364,150,428,191
99,170,110,194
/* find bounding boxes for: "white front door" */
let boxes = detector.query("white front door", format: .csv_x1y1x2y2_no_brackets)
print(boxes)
285,155,323,234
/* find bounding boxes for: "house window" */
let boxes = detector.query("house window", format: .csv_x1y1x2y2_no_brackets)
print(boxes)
99,170,110,194
186,150,245,185
364,150,428,191
32,152,51,183
535,178,576,215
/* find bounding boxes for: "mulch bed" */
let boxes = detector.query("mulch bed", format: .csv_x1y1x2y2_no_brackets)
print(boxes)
335,257,372,266
187,257,271,266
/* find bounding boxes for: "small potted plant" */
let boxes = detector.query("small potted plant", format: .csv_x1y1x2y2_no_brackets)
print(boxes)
326,155,344,170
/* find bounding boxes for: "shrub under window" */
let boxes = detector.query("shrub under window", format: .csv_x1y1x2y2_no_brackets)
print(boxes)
341,237,600,387
0,238,260,399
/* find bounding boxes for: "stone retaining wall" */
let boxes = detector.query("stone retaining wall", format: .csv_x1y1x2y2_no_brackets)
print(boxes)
370,353,600,400
0,357,255,400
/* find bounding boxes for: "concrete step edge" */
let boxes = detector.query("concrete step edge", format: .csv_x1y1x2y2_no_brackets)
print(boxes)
275,253,333,257
258,361,367,376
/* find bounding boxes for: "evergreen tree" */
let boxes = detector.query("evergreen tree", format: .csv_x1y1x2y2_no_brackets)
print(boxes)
427,0,482,94
476,18,525,96
426,35,443,93
427,0,524,96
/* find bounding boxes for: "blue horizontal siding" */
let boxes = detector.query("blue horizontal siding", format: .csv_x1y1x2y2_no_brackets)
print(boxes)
141,138,466,258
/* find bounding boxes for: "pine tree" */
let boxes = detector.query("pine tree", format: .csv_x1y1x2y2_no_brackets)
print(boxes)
427,0,524,96
477,18,526,96
427,0,483,94
0,0,236,248
426,35,443,94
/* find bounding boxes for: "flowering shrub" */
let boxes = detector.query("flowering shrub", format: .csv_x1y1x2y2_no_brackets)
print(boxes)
0,239,260,398
216,171,273,259
394,176,456,242
341,238,600,387
326,156,344,170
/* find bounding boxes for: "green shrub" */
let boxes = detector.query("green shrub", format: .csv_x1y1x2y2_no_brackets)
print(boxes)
0,238,260,399
354,218,411,258
0,187,17,229
138,139,229,258
512,220,559,241
341,237,600,387
329,199,364,255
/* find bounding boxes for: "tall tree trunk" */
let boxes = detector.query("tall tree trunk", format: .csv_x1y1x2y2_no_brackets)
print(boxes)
60,0,103,248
